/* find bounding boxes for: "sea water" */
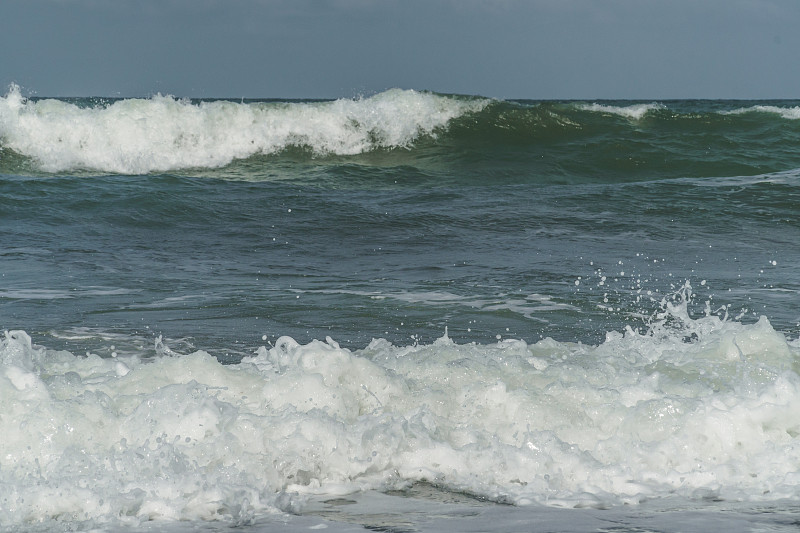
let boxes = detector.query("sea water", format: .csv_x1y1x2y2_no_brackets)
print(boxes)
1,86,800,531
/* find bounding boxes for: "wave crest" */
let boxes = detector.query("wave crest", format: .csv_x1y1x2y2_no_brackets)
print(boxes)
578,102,665,120
0,86,489,174
723,104,800,120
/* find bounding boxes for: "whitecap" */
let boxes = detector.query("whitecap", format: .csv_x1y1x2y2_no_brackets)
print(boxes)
0,85,489,174
578,102,664,120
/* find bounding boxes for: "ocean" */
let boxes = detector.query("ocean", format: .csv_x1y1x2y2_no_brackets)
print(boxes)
1,85,800,532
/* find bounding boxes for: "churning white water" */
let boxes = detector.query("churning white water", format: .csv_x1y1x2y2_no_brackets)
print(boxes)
2,290,800,528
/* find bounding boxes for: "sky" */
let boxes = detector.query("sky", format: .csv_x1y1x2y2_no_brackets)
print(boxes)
1,0,799,100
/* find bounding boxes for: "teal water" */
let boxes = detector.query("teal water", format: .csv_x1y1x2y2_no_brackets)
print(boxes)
1,88,800,530
2,90,799,357
2,171,798,360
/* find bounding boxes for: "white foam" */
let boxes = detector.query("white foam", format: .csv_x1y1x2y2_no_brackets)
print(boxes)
0,287,135,300
295,288,577,319
722,105,800,120
578,102,664,120
0,85,488,174
2,302,800,527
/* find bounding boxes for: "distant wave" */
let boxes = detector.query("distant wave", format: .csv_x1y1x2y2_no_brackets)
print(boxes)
722,105,800,120
0,85,489,174
577,102,665,120
4,86,800,178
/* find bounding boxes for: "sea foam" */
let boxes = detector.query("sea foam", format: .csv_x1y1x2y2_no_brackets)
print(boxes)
578,102,664,120
723,105,800,120
2,297,800,528
0,86,488,174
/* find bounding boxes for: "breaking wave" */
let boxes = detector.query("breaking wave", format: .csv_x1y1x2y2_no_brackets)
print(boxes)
2,287,800,527
3,86,800,180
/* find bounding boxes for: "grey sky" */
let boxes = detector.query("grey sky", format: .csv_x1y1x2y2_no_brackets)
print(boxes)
1,0,798,99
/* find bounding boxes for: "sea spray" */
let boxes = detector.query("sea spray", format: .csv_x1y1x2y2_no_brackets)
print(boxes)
2,293,800,526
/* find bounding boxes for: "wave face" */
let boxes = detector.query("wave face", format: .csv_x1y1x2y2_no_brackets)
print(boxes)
2,294,800,527
3,87,800,181
0,86,488,175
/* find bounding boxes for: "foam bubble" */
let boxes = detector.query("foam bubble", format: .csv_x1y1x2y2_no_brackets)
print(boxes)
0,85,488,174
2,303,800,527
